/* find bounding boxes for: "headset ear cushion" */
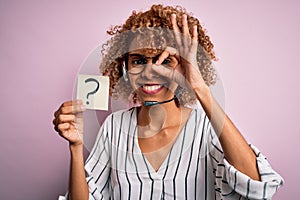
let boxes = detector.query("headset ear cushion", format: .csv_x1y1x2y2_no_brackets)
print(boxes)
122,61,128,81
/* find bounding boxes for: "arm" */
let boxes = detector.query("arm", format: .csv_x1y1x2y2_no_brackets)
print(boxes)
153,13,283,199
155,14,259,180
53,100,89,200
69,144,89,200
194,84,260,181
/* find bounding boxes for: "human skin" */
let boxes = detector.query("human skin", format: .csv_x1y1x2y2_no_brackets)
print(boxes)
53,13,260,200
53,100,89,200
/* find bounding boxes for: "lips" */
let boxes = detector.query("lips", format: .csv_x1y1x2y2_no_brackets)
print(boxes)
140,84,164,94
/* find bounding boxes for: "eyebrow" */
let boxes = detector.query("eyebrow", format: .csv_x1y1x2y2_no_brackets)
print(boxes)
127,53,159,59
127,53,177,61
127,53,143,57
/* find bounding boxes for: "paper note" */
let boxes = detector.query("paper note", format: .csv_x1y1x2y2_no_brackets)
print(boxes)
76,74,109,110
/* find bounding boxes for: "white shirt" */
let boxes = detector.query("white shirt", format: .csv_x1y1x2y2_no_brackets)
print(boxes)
59,107,283,200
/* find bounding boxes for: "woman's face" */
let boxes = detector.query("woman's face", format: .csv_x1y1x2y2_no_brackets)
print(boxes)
126,47,179,104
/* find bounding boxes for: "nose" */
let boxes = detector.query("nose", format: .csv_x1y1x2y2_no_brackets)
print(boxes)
140,60,158,79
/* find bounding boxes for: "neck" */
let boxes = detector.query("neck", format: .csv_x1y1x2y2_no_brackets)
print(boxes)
138,101,181,131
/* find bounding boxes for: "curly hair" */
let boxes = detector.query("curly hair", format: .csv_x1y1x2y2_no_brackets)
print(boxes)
99,4,217,106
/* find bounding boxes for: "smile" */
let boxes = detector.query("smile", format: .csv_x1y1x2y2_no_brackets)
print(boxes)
141,84,164,94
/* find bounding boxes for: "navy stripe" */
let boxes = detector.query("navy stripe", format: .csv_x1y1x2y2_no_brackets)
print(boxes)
141,153,154,199
209,152,219,164
91,187,97,196
110,115,115,199
110,114,114,164
162,143,174,199
95,160,110,183
204,145,208,200
131,125,142,200
91,132,109,172
221,179,228,184
210,136,223,154
204,119,211,200
217,163,225,167
263,182,267,199
85,130,104,165
260,172,275,176
257,152,261,157
222,189,235,197
87,176,94,184
115,112,125,199
246,178,250,198
233,171,238,190
194,114,207,199
173,121,188,200
184,109,197,200
124,109,134,200
215,187,221,193
100,169,111,193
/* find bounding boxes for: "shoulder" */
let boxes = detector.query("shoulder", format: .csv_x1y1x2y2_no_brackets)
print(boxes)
111,107,136,117
184,102,206,122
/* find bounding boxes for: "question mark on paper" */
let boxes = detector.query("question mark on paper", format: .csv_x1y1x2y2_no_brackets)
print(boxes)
85,78,100,105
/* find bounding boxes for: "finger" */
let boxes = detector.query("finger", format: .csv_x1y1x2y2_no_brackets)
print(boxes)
57,123,71,133
171,13,182,46
54,100,83,118
191,25,198,53
156,50,170,65
52,118,57,126
62,99,83,107
54,124,59,132
171,14,180,33
182,14,189,35
60,104,86,115
58,114,76,124
155,47,178,65
54,109,59,118
181,14,191,46
53,115,75,132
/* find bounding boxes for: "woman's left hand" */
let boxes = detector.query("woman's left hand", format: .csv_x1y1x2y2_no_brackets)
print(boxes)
153,14,208,92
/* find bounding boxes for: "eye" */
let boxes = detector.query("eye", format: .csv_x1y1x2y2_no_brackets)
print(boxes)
162,58,172,65
131,58,147,65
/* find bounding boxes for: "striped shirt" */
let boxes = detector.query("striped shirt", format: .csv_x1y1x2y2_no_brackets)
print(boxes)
59,107,283,200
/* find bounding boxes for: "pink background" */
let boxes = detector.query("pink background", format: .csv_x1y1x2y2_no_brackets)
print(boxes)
0,0,299,199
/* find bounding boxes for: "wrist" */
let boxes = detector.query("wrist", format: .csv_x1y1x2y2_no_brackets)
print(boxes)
194,84,211,102
69,143,84,155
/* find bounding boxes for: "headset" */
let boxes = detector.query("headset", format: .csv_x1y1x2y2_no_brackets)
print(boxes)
144,87,184,107
122,60,128,82
143,96,176,106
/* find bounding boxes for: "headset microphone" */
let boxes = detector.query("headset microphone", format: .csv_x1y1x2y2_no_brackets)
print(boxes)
144,96,175,106
143,87,185,106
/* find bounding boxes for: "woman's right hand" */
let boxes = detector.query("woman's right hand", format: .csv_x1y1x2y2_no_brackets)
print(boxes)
53,100,86,146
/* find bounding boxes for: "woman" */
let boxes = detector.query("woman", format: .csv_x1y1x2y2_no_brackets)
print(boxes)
54,4,283,200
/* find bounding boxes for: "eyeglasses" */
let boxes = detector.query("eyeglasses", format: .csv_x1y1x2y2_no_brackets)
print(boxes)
126,53,176,75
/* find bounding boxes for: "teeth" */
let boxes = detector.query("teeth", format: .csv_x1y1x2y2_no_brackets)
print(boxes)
143,85,162,91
